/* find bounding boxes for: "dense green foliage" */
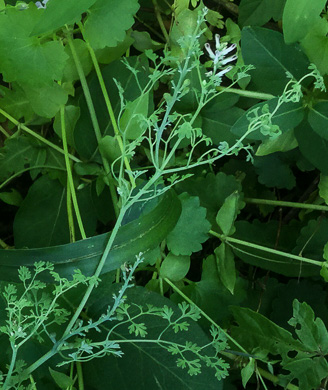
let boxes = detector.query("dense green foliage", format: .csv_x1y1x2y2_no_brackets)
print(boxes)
1,0,328,389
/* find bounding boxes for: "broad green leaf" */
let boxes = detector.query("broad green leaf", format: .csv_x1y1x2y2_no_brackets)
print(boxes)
0,84,34,122
53,105,80,147
269,279,328,330
225,17,241,42
83,285,224,390
233,220,320,276
176,172,243,226
254,154,296,189
171,255,247,326
201,106,244,145
230,306,303,356
216,191,240,236
294,218,328,264
308,101,328,140
62,39,93,82
241,27,309,95
0,189,23,206
0,136,46,182
131,30,163,53
256,128,298,156
288,300,328,353
300,18,328,75
241,358,255,388
231,98,304,141
281,356,328,390
0,188,181,281
95,34,134,64
281,300,328,390
295,120,328,175
283,0,326,44
0,6,68,85
160,252,190,281
167,193,211,256
169,9,200,60
319,174,328,204
120,93,149,140
239,0,285,27
13,175,97,248
21,81,68,118
174,0,190,16
214,243,236,295
90,181,115,225
98,135,121,163
83,0,140,50
49,367,74,389
31,0,97,36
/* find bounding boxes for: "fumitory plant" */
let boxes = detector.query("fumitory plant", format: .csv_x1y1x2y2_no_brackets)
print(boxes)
1,0,328,389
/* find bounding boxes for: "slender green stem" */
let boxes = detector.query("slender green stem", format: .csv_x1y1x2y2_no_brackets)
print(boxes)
245,197,328,212
256,367,299,390
22,171,162,377
76,362,84,390
209,230,323,267
0,165,66,191
60,105,86,239
66,181,76,242
29,375,37,390
0,108,81,163
257,367,299,390
152,0,170,43
65,28,119,217
77,22,135,189
0,238,10,249
3,346,17,389
164,277,247,353
215,86,275,100
135,15,166,41
0,124,10,137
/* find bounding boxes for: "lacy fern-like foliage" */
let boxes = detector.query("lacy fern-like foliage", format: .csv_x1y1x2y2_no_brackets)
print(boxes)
1,256,229,389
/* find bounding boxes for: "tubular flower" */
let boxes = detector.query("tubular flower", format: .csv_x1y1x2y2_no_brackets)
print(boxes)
36,0,49,9
204,34,237,81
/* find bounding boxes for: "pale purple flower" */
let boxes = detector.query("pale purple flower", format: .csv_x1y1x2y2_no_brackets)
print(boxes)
36,0,49,9
204,34,237,81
